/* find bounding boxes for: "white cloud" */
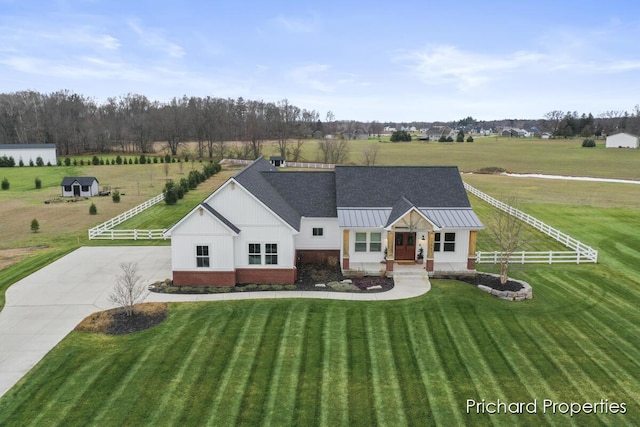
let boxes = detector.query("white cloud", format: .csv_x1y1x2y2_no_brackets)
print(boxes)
287,64,334,92
272,14,318,33
127,19,185,58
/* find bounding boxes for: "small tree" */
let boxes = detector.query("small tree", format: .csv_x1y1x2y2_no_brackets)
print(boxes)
36,156,44,167
163,180,178,205
467,135,474,143
487,199,525,285
64,157,71,166
35,177,42,189
112,190,120,203
89,202,97,215
19,159,24,167
1,178,9,190
582,138,596,147
109,262,146,317
31,218,39,233
456,130,465,142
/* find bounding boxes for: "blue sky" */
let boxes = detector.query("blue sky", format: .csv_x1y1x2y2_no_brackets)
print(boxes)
1,0,640,122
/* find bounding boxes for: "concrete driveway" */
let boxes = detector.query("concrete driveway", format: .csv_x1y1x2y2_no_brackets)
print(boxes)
0,246,171,398
0,246,430,399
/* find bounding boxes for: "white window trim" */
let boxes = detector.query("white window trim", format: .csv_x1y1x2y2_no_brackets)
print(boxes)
195,244,210,268
248,242,279,265
355,231,382,253
312,227,324,237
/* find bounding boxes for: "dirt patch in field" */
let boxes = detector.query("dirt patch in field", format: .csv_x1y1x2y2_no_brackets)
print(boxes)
75,302,168,335
0,246,48,270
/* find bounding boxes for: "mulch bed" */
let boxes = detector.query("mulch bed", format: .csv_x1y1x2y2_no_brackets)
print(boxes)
75,303,168,335
295,262,394,292
455,273,524,292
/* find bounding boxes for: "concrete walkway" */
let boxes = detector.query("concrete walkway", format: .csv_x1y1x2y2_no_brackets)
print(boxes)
0,246,430,399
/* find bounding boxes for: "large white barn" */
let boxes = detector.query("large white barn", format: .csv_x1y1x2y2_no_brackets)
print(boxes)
605,132,639,149
0,144,57,165
165,158,484,286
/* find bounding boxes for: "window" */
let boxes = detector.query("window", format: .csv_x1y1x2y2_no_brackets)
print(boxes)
444,232,456,252
355,232,367,252
312,227,324,237
81,185,90,192
64,185,71,192
265,244,278,265
196,245,210,267
355,232,381,252
434,232,456,252
248,243,261,264
369,232,382,252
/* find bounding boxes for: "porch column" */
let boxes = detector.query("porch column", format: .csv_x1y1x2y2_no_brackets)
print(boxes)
467,230,477,270
386,231,395,272
426,231,435,272
342,229,350,270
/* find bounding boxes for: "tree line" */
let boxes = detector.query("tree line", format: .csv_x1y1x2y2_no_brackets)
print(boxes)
0,91,328,160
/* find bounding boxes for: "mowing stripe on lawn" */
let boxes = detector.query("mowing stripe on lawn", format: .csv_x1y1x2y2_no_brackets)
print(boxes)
30,351,114,426
387,308,431,425
205,304,272,426
407,307,465,426
319,304,349,427
292,303,326,427
261,302,309,427
439,304,506,405
560,321,640,410
236,305,288,426
365,308,408,426
149,309,232,426
346,306,375,427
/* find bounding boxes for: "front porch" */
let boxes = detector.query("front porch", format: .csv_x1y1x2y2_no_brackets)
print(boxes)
344,260,475,278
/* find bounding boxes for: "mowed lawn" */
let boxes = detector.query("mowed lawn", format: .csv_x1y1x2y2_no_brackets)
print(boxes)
1,177,639,426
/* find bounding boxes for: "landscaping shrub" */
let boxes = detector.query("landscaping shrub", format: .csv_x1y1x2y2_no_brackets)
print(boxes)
163,180,178,205
116,155,122,165
476,166,507,174
112,190,120,203
30,218,39,233
467,135,474,142
582,138,596,147
29,159,34,167
64,157,71,166
36,156,44,167
390,130,412,142
35,177,42,189
92,155,100,165
89,203,97,215
139,154,146,164
456,131,465,142
446,136,454,142
1,177,9,190
18,159,24,167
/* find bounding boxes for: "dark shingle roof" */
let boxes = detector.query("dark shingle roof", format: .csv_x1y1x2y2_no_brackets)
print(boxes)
61,177,98,186
334,166,470,208
0,143,56,149
233,158,301,230
262,171,336,217
200,203,240,234
385,196,416,227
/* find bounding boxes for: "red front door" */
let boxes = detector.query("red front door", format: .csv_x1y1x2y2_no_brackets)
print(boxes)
395,232,416,260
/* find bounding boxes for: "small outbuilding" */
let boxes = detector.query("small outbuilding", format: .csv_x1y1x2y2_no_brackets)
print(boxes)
0,143,57,165
61,177,99,197
269,156,286,167
605,132,639,149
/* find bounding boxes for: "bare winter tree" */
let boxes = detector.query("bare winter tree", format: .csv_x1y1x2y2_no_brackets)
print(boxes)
362,143,380,165
486,199,525,285
109,262,146,316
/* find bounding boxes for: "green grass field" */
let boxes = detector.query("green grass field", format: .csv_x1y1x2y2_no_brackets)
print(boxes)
1,141,639,426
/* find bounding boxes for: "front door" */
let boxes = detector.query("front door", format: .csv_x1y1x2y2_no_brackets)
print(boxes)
73,184,81,197
395,232,416,260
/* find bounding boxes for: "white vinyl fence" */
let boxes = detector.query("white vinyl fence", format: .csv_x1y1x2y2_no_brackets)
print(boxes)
464,182,598,264
88,193,168,240
221,158,335,169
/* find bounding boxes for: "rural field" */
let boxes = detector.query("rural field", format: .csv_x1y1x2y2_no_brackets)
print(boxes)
0,139,639,426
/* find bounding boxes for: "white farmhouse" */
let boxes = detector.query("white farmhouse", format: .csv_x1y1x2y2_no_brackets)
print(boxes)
0,143,57,165
165,158,484,286
605,132,639,148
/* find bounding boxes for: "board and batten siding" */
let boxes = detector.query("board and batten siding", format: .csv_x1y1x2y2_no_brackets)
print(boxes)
344,228,386,264
170,209,235,271
295,218,341,250
208,182,296,269
433,228,470,270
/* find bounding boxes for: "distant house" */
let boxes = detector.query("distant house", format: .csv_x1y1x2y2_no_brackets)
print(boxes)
605,132,639,149
165,158,483,286
269,156,286,167
541,133,552,140
0,143,57,165
61,177,99,197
